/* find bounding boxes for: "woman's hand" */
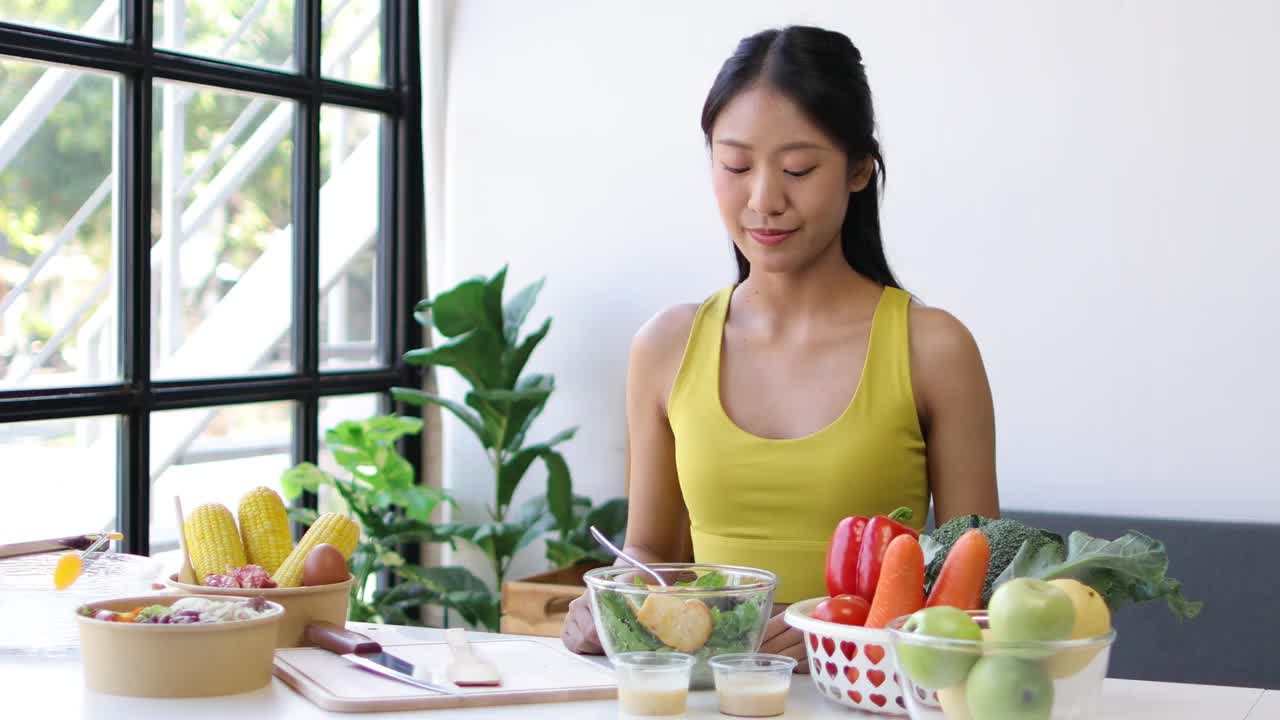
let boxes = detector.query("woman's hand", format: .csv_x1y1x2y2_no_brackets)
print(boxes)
759,608,809,673
560,594,603,655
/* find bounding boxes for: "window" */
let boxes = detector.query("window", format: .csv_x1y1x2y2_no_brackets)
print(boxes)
0,1,424,554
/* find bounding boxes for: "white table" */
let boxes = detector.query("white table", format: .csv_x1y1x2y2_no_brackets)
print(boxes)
2,623,1271,719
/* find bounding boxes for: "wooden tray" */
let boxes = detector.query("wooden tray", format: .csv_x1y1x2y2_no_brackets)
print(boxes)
273,636,616,712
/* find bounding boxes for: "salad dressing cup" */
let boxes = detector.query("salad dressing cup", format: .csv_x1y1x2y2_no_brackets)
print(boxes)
709,653,798,717
613,651,695,718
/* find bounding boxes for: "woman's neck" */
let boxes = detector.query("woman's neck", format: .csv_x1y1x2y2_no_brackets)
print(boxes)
733,246,882,337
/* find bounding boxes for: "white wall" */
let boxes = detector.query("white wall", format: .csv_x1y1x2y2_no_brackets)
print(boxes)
431,0,1280,580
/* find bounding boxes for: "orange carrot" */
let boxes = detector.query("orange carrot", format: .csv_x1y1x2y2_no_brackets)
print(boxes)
925,529,990,611
865,534,925,628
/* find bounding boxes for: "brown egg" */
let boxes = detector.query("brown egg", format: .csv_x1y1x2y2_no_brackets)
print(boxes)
302,543,349,586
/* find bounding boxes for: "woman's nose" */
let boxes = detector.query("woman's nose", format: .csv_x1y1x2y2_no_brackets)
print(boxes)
747,173,786,217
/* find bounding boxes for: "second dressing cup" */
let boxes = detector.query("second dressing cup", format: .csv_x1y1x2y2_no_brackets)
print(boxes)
709,653,798,717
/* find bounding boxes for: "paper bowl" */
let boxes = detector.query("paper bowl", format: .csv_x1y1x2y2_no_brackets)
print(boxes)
785,597,908,715
164,573,352,647
76,593,283,697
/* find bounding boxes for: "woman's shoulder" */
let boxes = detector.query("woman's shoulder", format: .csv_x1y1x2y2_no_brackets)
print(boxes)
906,300,987,403
907,301,980,359
632,303,701,364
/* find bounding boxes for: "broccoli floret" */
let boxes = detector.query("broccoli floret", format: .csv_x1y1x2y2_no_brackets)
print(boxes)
924,515,1065,605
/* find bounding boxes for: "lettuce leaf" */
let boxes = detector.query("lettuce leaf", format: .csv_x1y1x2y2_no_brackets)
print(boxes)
993,530,1203,621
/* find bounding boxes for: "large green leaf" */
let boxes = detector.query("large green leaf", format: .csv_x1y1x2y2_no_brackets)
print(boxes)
280,462,329,500
450,521,530,570
496,448,540,514
505,317,550,386
540,450,573,535
361,415,424,443
387,484,452,524
483,266,508,340
398,564,493,595
404,329,505,389
428,277,493,338
468,386,553,404
392,387,489,448
586,498,629,539
504,375,554,452
462,392,507,450
545,539,590,569
495,429,578,514
503,277,545,344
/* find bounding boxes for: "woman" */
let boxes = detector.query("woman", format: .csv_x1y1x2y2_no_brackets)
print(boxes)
561,26,999,669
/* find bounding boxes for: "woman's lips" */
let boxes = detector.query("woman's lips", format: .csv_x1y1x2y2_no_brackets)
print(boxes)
747,227,796,247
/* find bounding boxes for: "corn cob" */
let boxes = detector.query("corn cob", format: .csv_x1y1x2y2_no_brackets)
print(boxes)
237,487,294,575
184,503,247,584
271,512,359,587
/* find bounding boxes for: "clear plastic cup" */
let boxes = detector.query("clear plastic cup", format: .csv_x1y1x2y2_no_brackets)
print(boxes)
613,651,695,718
709,653,798,718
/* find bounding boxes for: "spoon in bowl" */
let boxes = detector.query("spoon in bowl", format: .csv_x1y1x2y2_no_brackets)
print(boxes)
588,526,667,587
52,531,122,590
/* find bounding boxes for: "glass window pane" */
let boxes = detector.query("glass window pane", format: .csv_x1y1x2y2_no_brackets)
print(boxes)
154,0,294,71
150,400,295,554
322,0,382,86
0,59,119,390
0,416,117,545
0,0,120,40
319,107,381,371
151,82,294,380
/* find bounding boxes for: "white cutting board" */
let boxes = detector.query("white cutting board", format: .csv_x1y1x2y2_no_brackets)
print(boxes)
273,637,617,712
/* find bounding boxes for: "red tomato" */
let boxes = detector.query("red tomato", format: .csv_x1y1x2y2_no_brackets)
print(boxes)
811,594,871,626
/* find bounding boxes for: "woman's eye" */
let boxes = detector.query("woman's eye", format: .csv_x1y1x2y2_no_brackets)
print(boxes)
721,163,749,174
785,167,816,177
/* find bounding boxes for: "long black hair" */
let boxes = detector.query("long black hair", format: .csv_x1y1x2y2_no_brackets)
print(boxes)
701,26,901,289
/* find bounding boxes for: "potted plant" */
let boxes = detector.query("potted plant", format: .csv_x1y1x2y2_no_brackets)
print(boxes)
280,415,497,628
393,266,626,635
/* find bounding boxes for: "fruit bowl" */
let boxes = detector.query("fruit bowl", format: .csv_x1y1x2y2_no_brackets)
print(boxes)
582,563,776,689
886,611,1116,720
784,597,908,715
164,572,352,647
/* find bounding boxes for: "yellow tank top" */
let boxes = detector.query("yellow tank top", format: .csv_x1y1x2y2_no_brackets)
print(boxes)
668,285,928,603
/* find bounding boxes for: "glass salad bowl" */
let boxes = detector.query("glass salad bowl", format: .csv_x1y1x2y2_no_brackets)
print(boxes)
0,551,162,656
583,563,777,689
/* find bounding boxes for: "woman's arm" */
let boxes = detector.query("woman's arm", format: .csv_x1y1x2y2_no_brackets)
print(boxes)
560,305,696,655
909,306,1000,525
619,305,698,564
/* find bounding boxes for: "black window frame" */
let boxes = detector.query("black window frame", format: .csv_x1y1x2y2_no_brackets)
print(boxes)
0,0,425,555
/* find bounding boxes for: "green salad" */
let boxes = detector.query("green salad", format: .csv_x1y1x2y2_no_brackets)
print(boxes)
594,571,769,663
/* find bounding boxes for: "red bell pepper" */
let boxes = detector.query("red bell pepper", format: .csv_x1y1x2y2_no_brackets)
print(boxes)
825,515,869,597
853,507,918,602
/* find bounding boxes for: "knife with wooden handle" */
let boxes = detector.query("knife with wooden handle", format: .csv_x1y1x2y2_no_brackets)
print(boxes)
306,623,461,696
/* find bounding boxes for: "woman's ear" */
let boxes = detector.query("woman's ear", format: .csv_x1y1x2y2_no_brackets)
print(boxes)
848,155,875,193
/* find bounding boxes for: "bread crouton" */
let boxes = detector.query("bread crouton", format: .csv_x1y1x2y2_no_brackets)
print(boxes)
635,593,713,652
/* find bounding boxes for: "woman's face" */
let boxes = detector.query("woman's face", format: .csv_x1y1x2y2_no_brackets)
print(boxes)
710,83,870,276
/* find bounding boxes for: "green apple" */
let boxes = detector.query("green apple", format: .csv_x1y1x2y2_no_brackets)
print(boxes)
895,606,982,689
988,578,1075,643
965,656,1053,720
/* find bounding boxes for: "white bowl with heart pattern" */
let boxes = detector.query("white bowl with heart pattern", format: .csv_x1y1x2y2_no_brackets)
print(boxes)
785,597,935,715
